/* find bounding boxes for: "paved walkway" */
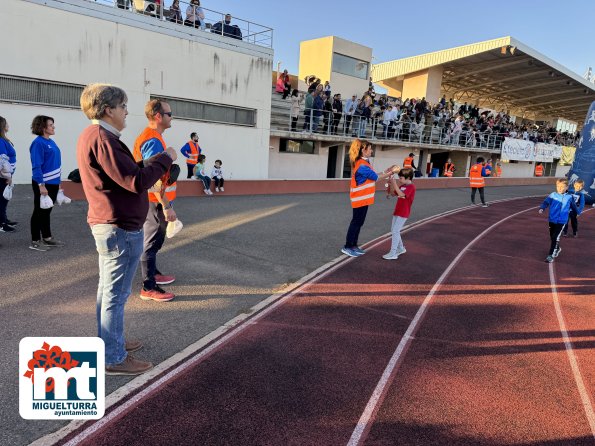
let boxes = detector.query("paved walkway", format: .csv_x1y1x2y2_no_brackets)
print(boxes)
1,184,553,445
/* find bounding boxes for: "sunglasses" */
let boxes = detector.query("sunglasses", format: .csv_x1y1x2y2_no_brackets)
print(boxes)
161,112,173,117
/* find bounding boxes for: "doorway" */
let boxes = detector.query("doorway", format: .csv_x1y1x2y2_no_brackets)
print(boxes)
327,146,338,178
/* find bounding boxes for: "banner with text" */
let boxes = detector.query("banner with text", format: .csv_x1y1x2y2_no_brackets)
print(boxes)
501,138,562,162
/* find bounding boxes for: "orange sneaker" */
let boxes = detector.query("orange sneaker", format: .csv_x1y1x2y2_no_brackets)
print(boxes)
140,286,175,302
155,274,175,285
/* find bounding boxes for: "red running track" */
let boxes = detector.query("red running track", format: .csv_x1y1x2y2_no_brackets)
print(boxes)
60,197,595,446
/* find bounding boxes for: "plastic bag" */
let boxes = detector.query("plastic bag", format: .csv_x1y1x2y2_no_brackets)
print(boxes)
56,189,72,205
3,184,13,200
40,194,54,209
166,219,183,238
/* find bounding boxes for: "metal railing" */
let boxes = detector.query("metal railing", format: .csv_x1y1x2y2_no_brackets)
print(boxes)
92,0,273,48
283,108,566,151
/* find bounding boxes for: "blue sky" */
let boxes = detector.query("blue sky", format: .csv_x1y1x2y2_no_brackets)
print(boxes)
208,0,593,78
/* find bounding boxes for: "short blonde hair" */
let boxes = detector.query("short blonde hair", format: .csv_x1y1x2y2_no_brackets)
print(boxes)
574,179,584,186
556,178,568,186
80,84,127,120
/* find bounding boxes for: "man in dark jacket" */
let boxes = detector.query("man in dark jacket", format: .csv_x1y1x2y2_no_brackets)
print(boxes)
77,83,176,376
332,94,343,135
211,14,243,40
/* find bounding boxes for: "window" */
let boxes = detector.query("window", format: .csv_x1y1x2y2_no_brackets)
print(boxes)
332,53,369,80
150,95,256,127
279,139,315,154
0,74,83,108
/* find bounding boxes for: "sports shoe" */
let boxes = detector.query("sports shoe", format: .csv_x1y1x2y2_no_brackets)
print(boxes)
155,274,175,285
125,339,143,352
396,247,407,256
42,237,65,247
6,219,18,226
553,247,561,258
105,355,153,376
29,241,50,251
140,285,175,302
207,189,214,195
482,203,489,208
341,247,358,257
203,189,209,194
545,255,554,263
215,187,220,192
382,251,399,260
0,223,16,232
471,202,476,206
220,187,224,192
352,247,366,255
572,233,577,238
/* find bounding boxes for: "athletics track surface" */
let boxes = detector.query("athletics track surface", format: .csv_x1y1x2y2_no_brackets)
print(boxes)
57,197,595,446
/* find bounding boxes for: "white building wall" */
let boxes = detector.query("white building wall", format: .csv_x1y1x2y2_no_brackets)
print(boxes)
3,0,273,183
268,138,328,179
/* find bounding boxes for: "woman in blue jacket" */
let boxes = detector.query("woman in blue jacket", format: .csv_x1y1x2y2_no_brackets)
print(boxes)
29,115,64,251
0,116,17,232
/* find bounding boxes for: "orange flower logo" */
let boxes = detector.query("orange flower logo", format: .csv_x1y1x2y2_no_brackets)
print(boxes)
23,342,80,393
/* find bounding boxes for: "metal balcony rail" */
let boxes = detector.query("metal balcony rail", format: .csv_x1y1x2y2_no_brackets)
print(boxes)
281,109,579,151
92,0,273,48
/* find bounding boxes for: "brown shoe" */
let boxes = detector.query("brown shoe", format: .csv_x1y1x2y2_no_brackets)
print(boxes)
105,355,153,376
125,339,143,352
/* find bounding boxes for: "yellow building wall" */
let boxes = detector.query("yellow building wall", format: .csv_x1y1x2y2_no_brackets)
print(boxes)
299,37,334,85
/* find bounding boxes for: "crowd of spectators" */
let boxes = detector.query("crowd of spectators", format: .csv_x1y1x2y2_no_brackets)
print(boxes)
279,75,580,149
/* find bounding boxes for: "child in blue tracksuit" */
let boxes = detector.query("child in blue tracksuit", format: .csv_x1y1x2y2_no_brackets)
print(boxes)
539,178,579,263
562,179,585,237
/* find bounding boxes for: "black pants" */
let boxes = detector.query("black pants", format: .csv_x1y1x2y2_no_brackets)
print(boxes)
186,163,195,179
291,117,298,132
563,211,578,235
213,177,225,188
141,202,167,290
31,182,59,241
0,179,8,224
548,222,565,255
332,114,341,135
345,205,368,248
471,187,485,204
345,115,353,133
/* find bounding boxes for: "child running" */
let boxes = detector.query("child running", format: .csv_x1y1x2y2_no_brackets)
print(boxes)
383,167,416,260
563,178,585,237
538,178,580,263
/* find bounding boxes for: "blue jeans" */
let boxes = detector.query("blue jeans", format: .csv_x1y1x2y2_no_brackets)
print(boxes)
92,224,144,366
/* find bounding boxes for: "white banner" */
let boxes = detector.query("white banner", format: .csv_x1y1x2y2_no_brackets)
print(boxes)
501,138,562,162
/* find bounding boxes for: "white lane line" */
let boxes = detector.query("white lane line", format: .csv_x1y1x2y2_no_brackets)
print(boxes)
347,206,537,446
37,196,541,446
549,262,595,440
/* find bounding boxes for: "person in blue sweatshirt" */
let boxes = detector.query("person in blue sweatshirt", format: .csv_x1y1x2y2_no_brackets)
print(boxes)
0,116,17,232
562,178,585,237
29,115,64,251
539,178,579,263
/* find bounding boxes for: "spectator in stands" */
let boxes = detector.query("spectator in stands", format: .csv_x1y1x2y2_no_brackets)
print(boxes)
308,78,321,94
276,69,291,99
290,89,302,132
169,0,183,24
302,90,314,132
117,0,130,9
211,13,242,40
344,95,358,135
323,81,332,98
185,0,205,30
312,88,324,133
332,94,343,135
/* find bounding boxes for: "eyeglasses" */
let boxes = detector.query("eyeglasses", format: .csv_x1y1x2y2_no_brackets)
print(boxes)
162,112,173,117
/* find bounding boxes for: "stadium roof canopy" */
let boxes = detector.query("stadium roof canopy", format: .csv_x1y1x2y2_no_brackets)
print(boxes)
372,37,594,125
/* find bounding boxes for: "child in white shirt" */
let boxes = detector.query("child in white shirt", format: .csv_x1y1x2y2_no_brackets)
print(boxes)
210,159,224,192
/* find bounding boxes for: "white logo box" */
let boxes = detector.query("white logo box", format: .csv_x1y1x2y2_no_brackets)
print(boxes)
19,337,105,420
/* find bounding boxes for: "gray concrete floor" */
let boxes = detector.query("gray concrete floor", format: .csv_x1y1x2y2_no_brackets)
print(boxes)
0,184,552,446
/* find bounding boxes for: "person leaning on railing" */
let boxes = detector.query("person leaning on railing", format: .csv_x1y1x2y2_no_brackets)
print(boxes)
185,0,205,29
211,13,242,40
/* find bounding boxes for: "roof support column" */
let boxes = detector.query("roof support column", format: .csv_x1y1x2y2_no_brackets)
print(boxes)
401,66,443,103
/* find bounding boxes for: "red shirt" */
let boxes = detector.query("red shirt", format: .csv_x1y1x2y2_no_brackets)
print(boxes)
393,183,416,218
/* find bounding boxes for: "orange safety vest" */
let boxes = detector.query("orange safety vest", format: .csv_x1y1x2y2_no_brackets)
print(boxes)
497,166,502,177
535,164,543,176
133,128,177,203
403,156,414,168
350,158,376,208
185,141,200,165
469,163,485,188
444,162,454,177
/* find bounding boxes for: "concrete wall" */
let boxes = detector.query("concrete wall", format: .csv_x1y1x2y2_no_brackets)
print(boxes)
268,137,329,179
299,37,333,85
3,0,273,183
401,67,443,103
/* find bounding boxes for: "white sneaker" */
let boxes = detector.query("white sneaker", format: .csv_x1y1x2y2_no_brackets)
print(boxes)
203,189,209,194
382,252,399,260
220,187,224,192
397,247,407,256
215,187,220,192
207,189,213,195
